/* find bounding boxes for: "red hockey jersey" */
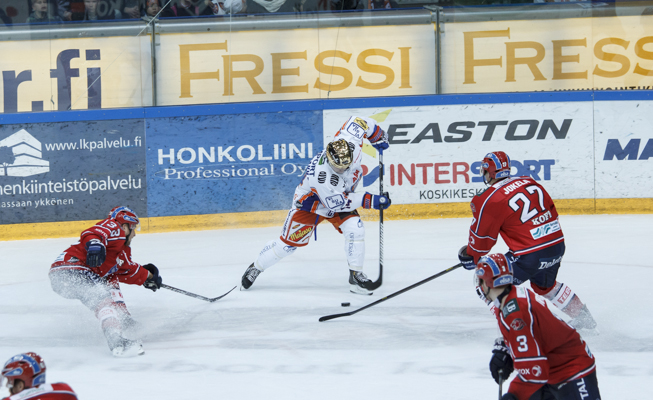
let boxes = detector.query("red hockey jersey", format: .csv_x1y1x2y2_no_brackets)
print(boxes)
51,218,148,286
493,286,596,399
2,383,77,400
467,176,564,263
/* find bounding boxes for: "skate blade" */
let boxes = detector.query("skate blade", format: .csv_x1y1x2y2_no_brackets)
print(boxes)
112,344,145,358
349,284,373,296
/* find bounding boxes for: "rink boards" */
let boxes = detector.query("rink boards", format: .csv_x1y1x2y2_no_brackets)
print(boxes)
0,91,652,240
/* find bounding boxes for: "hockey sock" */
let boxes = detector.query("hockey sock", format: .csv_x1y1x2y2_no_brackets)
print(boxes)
532,281,584,318
340,217,365,271
255,238,297,271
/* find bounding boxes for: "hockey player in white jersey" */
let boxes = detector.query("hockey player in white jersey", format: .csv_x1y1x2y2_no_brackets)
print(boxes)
241,116,391,295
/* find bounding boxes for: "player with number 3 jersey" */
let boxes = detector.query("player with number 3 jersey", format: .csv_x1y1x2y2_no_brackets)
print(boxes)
474,254,601,400
458,151,596,331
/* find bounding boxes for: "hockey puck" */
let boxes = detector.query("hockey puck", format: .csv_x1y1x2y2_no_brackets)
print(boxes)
341,302,351,307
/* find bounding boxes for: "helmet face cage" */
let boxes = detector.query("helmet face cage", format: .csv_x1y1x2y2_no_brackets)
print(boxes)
2,353,46,389
326,139,353,174
481,151,511,182
474,254,514,289
108,206,141,231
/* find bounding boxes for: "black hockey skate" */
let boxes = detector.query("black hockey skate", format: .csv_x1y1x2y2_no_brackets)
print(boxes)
349,270,374,295
569,304,598,334
241,263,262,290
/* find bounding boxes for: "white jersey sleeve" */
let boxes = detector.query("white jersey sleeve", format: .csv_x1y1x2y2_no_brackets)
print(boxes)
292,150,365,217
333,116,385,147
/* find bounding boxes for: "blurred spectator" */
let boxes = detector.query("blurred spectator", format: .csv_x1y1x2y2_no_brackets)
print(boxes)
0,7,12,25
369,0,396,8
168,0,210,16
57,0,72,20
329,0,363,10
246,0,297,13
26,0,64,23
71,0,120,20
123,0,141,18
167,0,243,16
80,0,115,19
142,0,174,19
206,0,245,15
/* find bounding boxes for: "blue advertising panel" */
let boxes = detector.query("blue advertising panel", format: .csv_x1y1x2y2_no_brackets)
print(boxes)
146,111,323,217
0,120,147,224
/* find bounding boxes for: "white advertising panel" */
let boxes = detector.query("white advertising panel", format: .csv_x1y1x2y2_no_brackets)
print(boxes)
442,15,653,94
156,25,436,105
0,36,151,113
324,102,594,205
594,100,653,198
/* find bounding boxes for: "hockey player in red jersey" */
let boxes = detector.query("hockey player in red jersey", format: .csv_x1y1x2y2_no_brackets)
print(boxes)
458,151,596,331
474,254,601,400
48,206,163,357
1,353,77,400
240,116,391,295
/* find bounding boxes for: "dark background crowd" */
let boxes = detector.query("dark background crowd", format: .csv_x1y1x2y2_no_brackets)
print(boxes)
0,0,642,27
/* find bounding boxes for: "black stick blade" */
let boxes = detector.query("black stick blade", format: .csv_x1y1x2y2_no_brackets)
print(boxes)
319,312,353,322
209,286,237,302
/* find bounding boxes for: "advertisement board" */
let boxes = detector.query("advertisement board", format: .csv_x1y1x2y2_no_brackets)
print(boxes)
155,25,436,106
146,111,323,217
594,99,653,199
442,15,653,94
0,36,151,114
0,119,147,223
324,101,595,205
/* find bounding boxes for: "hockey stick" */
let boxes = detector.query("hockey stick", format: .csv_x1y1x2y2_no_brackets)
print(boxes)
162,284,237,303
319,262,463,322
368,149,384,290
498,373,504,399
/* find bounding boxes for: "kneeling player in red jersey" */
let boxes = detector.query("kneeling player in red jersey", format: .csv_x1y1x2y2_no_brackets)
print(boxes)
458,151,596,331
48,206,163,357
475,254,601,400
240,116,391,295
1,353,76,400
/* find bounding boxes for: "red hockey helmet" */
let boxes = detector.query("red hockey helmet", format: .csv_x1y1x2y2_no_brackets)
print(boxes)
2,353,46,390
475,253,514,289
108,206,141,231
481,151,511,182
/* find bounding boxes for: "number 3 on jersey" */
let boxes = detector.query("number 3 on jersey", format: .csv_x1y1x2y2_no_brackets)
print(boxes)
516,335,529,352
508,185,545,224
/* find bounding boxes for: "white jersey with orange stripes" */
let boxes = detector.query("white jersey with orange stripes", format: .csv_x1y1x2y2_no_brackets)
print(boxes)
292,116,384,217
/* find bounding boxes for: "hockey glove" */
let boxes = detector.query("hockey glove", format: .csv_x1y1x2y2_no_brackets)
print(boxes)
85,239,106,268
362,192,391,210
372,140,389,152
143,263,162,292
458,246,475,270
490,338,514,384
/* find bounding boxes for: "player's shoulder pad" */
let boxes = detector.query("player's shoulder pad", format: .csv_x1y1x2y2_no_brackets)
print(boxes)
52,382,75,392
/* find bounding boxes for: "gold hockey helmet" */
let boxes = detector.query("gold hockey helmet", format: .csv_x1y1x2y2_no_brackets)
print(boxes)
325,139,353,174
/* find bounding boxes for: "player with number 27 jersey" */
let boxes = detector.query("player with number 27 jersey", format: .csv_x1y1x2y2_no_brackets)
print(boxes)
467,176,563,261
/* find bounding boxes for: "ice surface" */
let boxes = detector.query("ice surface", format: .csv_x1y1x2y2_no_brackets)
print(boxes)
1,215,651,399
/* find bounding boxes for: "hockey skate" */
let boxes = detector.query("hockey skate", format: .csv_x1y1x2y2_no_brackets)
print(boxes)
111,338,145,358
105,328,144,358
349,270,374,295
569,304,598,335
241,263,262,290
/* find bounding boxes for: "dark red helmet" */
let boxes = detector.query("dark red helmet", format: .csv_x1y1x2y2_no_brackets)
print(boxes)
2,353,46,390
481,151,511,182
475,253,514,289
108,206,141,231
